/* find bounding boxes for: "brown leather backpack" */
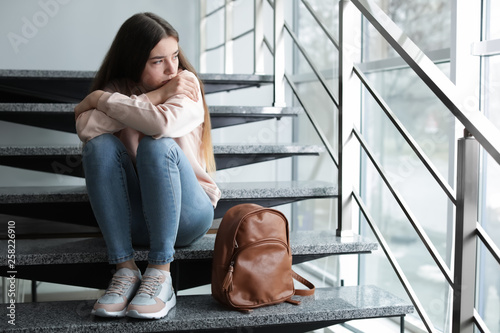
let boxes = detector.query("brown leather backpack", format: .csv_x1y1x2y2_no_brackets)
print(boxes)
211,203,315,312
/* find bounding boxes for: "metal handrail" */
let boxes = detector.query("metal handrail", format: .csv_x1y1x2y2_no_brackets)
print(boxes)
263,36,273,54
204,4,226,18
352,127,453,286
205,28,254,53
285,72,339,167
351,0,500,166
348,1,498,331
357,48,451,75
288,1,497,331
262,5,340,165
289,0,499,331
473,309,492,333
301,0,340,50
277,0,476,290
284,22,339,108
476,222,500,265
353,66,457,204
232,28,254,42
259,18,337,163
204,42,226,53
200,0,246,74
352,190,437,333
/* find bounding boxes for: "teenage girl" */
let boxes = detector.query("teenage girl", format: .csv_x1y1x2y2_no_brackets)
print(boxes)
74,12,220,319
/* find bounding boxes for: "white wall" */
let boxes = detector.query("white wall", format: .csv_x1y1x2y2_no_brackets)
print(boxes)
1,0,199,71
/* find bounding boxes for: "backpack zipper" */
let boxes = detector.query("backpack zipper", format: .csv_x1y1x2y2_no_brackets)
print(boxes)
230,238,288,258
222,261,234,292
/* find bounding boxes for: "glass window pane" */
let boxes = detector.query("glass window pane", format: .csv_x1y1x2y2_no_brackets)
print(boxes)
483,56,500,127
478,53,500,333
363,64,454,186
477,243,500,333
365,0,451,62
300,0,339,43
206,0,225,13
297,1,339,75
360,62,455,330
485,0,500,40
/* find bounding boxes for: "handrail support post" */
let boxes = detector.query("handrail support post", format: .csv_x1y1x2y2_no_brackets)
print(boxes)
254,0,265,74
338,0,360,236
199,0,207,73
273,0,286,107
224,0,234,74
452,135,479,333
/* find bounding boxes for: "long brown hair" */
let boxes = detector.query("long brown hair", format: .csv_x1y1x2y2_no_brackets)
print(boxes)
91,12,215,173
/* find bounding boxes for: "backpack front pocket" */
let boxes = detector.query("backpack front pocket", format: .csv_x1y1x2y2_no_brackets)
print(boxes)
223,239,294,309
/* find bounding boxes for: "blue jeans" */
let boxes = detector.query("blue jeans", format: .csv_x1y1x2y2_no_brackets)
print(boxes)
82,134,214,265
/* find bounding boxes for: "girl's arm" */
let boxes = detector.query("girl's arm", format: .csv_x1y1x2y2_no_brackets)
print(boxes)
73,70,199,119
74,81,126,143
74,90,105,120
94,71,205,138
75,109,126,143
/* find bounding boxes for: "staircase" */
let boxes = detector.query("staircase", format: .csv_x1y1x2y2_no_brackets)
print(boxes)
0,69,413,332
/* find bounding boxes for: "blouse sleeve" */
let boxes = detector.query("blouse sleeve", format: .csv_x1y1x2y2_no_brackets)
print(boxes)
75,109,126,143
96,71,205,139
75,80,127,143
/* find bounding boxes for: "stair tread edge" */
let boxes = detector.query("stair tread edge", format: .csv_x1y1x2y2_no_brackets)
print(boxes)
0,144,324,156
0,103,301,113
0,181,338,203
0,286,413,332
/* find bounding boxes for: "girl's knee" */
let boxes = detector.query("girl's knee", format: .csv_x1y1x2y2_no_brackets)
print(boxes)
176,202,214,247
83,134,123,158
82,134,132,177
137,137,178,163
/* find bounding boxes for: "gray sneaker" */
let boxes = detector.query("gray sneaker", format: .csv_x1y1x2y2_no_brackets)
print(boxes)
92,268,142,317
126,267,176,319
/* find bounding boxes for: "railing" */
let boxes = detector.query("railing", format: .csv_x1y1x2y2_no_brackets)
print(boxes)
199,0,267,75
199,0,286,106
346,1,500,333
199,0,500,332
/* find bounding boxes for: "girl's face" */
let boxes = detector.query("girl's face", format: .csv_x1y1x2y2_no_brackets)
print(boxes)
140,36,179,91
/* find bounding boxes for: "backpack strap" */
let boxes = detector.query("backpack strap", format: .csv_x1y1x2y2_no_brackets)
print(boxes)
285,271,315,306
292,270,315,296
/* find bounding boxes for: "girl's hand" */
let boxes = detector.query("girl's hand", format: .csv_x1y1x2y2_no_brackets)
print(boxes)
160,71,199,102
74,90,105,120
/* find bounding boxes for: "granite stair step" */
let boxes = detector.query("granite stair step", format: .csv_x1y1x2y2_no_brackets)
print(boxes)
0,181,338,224
208,105,301,129
0,144,323,176
0,70,273,103
0,103,300,132
0,286,414,333
0,231,376,266
0,231,376,290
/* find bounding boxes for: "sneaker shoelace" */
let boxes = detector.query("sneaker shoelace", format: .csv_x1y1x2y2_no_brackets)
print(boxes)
137,275,162,297
106,275,136,296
